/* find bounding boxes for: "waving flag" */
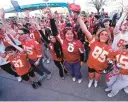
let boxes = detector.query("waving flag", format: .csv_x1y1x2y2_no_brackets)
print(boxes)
10,0,21,12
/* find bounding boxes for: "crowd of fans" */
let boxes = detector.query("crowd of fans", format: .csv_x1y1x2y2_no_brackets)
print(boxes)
0,3,128,98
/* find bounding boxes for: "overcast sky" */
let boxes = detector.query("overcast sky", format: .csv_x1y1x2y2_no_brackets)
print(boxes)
1,0,128,17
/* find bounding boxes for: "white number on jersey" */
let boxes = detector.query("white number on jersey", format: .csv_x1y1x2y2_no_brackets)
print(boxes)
67,43,74,52
116,55,128,69
23,46,33,55
30,33,35,39
12,59,24,68
92,46,109,63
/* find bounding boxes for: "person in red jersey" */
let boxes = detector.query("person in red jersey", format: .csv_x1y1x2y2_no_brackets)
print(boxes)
0,41,41,89
26,21,42,44
105,43,128,97
0,24,22,81
33,14,68,80
30,29,42,43
44,8,84,83
37,27,68,80
102,18,114,43
112,7,128,51
78,15,113,88
17,27,52,80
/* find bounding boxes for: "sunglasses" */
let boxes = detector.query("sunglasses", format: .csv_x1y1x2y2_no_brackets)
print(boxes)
100,32,108,37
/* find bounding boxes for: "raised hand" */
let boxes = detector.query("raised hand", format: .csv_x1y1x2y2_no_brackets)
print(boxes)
0,8,5,19
6,36,14,45
123,6,128,14
46,7,53,19
24,10,30,18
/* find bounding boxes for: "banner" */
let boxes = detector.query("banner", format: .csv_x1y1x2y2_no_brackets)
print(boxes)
10,0,21,12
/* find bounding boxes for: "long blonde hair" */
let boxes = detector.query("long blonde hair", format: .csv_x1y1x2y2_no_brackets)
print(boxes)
96,28,111,44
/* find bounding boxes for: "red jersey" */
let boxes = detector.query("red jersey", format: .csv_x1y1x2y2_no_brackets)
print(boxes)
21,39,42,60
109,50,128,75
30,30,42,43
61,39,84,63
87,38,113,71
7,53,31,76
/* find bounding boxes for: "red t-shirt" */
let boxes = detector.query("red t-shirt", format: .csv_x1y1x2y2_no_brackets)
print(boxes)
21,39,42,60
61,39,84,63
109,50,128,75
87,38,113,71
7,53,31,76
30,30,42,43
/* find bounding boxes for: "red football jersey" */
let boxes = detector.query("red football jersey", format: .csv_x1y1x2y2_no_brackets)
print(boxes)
30,30,42,43
87,38,113,71
21,39,43,60
7,53,31,76
109,50,128,75
61,39,84,63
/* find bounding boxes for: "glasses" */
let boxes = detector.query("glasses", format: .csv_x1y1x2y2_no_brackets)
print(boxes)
65,27,72,30
6,50,14,54
100,32,108,37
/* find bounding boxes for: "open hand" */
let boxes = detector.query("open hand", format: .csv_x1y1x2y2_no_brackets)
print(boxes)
0,8,5,18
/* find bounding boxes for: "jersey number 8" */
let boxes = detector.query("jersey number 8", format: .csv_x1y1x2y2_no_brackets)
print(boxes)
67,43,74,52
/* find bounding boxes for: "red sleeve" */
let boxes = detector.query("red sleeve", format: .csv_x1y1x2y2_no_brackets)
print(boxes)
108,50,118,60
31,40,43,58
77,40,84,48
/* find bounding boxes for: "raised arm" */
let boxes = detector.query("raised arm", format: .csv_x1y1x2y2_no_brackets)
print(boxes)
78,16,93,42
0,8,18,37
34,21,50,44
46,8,58,36
50,19,58,36
114,7,128,34
6,39,24,53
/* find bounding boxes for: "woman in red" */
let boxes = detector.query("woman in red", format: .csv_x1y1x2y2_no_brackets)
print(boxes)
35,20,68,80
42,8,84,83
78,15,113,87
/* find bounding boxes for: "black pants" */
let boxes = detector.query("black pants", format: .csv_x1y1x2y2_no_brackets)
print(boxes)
88,67,103,74
54,60,67,77
1,63,19,77
21,69,35,81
